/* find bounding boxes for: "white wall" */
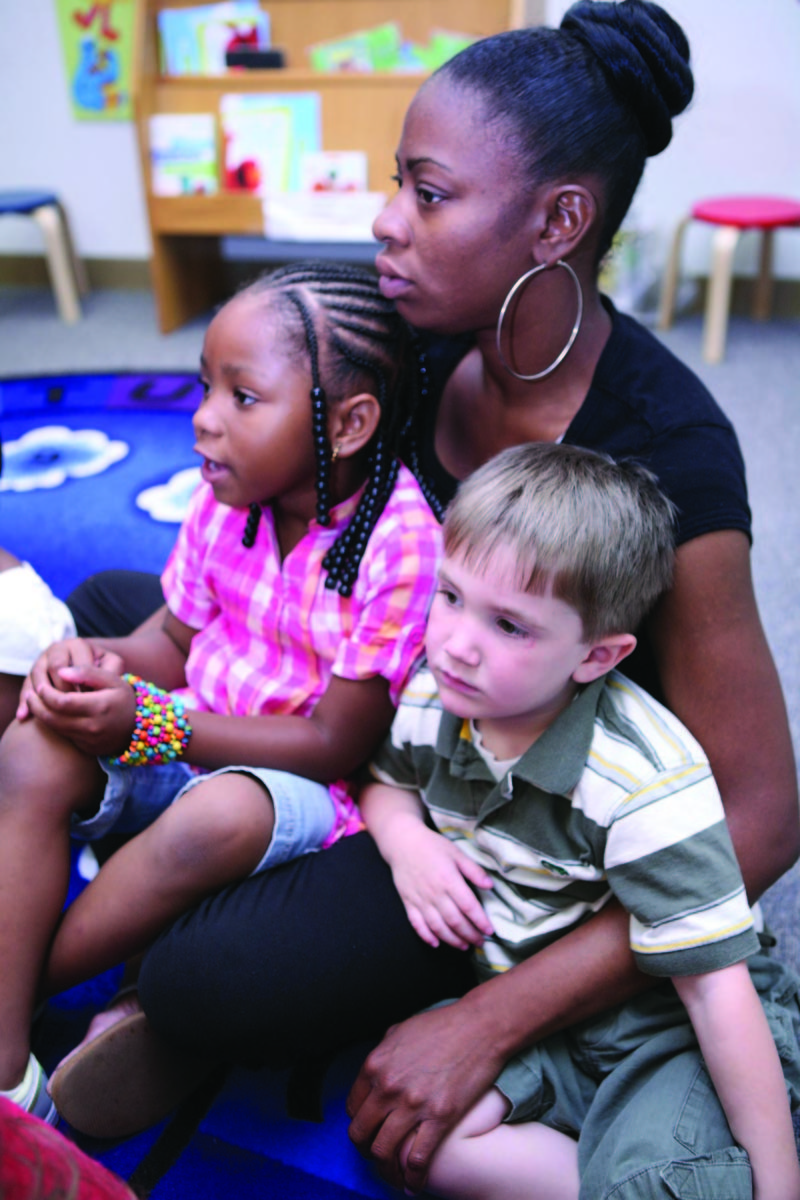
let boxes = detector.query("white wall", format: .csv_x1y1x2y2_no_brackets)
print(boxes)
1,0,799,276
0,0,150,258
545,0,800,277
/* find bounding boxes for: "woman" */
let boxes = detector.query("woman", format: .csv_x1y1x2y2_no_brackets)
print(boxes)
42,2,799,1193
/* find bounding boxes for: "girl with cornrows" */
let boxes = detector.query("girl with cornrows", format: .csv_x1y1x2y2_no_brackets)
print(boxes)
0,261,442,1124
20,1,800,1194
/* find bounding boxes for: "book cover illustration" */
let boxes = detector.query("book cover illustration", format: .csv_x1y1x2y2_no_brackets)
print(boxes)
149,114,218,195
220,93,321,194
158,2,270,75
307,23,475,73
300,151,368,193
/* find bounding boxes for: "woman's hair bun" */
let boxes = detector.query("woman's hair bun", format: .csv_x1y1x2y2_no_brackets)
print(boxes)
561,0,693,156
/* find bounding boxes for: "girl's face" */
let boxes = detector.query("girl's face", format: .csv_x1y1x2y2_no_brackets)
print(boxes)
194,291,319,521
373,77,538,335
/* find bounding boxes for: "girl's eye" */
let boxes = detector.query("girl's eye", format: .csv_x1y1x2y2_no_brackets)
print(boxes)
390,172,402,189
234,389,257,407
198,377,210,398
496,618,528,638
437,586,459,606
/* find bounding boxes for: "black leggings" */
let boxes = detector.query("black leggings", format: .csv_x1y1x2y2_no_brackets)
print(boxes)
139,831,475,1068
67,570,165,638
66,570,475,1065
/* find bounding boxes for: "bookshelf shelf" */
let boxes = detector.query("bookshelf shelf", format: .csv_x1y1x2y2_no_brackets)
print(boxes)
133,0,521,331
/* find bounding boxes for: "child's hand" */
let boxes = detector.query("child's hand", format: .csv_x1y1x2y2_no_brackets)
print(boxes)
17,637,123,720
19,664,137,758
386,820,494,951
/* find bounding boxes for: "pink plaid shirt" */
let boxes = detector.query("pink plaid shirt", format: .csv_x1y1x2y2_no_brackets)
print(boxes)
161,465,441,841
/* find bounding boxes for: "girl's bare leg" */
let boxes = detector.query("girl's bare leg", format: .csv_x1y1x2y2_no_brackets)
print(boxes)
44,773,275,996
0,718,103,1089
422,1088,580,1200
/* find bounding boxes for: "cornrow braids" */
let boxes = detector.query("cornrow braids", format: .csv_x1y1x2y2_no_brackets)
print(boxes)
243,261,424,595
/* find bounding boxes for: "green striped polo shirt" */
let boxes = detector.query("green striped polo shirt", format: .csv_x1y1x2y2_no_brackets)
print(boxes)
369,667,759,981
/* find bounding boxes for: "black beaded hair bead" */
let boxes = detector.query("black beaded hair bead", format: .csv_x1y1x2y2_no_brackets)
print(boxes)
240,261,429,592
242,503,261,547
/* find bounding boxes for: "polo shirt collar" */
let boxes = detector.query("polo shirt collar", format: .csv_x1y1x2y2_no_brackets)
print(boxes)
436,676,607,795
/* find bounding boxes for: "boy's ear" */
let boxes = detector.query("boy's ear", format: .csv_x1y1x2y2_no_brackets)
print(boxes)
572,633,637,685
328,393,381,458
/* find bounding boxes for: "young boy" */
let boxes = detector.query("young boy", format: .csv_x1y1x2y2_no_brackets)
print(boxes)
360,443,800,1200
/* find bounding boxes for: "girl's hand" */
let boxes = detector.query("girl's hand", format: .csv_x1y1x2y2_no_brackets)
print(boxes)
21,664,136,758
17,637,123,720
387,822,494,951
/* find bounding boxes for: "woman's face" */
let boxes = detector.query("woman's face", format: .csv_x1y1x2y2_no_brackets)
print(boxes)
373,76,538,336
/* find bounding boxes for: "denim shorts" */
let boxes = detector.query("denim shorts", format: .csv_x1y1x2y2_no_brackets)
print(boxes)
71,761,337,875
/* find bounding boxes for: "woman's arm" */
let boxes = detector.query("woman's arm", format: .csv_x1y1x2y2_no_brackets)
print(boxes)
348,530,800,1192
648,530,800,895
675,965,800,1200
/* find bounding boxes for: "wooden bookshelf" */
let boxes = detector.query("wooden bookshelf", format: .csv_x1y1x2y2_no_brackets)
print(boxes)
132,0,523,331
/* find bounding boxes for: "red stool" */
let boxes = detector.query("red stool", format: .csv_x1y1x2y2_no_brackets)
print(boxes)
657,195,800,363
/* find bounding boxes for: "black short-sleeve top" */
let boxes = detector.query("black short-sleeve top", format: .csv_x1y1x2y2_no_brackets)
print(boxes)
412,298,751,548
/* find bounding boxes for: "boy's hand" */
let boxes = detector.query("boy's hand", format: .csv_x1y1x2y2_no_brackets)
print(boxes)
17,637,124,719
386,819,494,950
20,665,136,758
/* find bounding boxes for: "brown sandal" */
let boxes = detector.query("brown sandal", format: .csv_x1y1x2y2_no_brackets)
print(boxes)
48,1010,218,1139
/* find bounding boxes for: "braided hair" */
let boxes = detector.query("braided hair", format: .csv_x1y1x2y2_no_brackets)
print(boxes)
240,260,426,596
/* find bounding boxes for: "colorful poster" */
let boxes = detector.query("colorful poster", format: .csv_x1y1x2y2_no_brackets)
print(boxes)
55,0,135,120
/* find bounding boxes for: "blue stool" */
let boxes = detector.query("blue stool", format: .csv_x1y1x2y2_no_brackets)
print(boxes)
0,190,88,323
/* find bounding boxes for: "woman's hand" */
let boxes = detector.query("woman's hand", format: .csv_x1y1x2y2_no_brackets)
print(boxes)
20,664,136,758
387,821,494,950
347,999,509,1194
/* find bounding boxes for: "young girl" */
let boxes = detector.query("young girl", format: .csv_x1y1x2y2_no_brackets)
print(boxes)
0,261,441,1123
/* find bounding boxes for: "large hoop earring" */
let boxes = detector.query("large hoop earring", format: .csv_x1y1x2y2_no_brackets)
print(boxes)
495,260,583,382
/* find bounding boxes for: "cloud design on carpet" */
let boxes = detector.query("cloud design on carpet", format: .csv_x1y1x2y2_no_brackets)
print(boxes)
136,467,201,523
0,426,129,492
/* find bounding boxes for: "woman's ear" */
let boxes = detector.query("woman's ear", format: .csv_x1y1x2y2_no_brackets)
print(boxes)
572,632,637,685
535,184,599,263
328,393,381,458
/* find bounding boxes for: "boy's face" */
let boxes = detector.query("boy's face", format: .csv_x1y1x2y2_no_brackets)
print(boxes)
425,548,608,758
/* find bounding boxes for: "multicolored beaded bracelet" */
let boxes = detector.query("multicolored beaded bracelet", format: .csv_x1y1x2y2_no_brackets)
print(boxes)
112,674,192,768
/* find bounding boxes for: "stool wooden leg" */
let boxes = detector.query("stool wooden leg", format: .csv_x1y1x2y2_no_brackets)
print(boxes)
31,204,82,324
657,215,691,331
703,224,739,364
752,227,774,321
55,201,90,297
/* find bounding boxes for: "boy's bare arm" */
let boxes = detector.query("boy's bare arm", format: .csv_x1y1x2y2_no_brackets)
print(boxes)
674,965,800,1200
360,782,493,950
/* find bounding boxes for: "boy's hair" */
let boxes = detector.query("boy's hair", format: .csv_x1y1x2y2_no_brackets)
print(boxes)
443,442,676,639
240,261,422,596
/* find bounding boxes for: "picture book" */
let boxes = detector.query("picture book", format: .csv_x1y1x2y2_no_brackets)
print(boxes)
220,93,321,194
307,23,401,73
158,2,270,75
299,151,368,193
149,113,218,195
307,22,475,74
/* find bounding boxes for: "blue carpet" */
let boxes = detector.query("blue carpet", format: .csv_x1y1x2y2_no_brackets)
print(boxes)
0,372,202,600
3,373,401,1198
